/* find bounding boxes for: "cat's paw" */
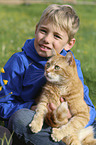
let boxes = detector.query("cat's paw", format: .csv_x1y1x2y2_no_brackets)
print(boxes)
59,102,68,111
51,128,64,142
71,141,81,145
29,120,42,133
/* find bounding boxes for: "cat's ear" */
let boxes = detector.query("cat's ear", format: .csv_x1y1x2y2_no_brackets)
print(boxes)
65,52,75,66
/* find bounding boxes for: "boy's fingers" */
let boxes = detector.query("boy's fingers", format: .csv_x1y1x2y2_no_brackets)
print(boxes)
47,97,65,112
68,109,72,119
47,103,56,112
31,105,37,111
60,97,64,102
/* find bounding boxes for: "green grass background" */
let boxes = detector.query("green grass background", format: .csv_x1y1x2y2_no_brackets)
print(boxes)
0,2,96,127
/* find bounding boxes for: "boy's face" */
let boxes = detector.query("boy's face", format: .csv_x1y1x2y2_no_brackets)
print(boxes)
34,20,70,57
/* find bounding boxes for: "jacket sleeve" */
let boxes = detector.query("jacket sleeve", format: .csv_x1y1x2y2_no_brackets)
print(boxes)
75,59,96,127
0,53,34,120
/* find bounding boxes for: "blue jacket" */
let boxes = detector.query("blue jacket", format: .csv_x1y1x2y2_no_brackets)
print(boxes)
0,38,95,127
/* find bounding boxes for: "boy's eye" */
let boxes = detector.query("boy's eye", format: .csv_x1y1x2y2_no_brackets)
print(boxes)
54,34,61,39
46,63,50,69
40,29,47,33
55,65,60,70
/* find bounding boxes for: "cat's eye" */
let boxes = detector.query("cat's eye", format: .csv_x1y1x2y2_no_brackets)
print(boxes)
55,65,60,70
46,63,50,69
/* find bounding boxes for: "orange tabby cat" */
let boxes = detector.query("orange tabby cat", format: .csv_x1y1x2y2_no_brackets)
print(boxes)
29,52,96,145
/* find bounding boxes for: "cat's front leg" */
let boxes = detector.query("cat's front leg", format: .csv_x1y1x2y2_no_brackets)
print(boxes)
29,102,48,133
51,125,82,145
51,127,64,142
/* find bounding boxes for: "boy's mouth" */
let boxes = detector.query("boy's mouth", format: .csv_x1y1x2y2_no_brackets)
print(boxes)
39,44,51,52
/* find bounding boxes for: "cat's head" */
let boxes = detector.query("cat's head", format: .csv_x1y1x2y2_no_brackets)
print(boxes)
44,51,76,85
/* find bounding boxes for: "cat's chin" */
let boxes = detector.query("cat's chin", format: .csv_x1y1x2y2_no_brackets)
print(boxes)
46,77,60,85
46,77,55,83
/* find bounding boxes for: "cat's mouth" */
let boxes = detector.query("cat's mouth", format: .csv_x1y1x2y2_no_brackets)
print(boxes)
45,72,60,83
44,72,52,81
45,73,51,79
46,76,54,82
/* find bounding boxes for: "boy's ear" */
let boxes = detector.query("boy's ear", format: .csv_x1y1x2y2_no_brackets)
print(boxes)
35,24,39,34
64,38,76,51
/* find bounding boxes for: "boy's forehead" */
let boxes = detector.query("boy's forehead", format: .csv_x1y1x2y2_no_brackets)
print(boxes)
40,19,64,31
40,19,54,26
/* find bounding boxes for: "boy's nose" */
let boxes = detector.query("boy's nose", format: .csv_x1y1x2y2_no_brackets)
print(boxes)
43,34,52,44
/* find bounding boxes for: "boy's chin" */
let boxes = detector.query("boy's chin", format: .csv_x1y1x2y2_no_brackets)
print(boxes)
39,52,53,58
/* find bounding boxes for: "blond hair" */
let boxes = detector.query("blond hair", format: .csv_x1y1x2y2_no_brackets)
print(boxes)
38,4,80,41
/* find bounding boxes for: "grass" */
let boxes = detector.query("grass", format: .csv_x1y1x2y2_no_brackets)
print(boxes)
72,5,96,105
77,0,96,2
0,132,13,145
0,2,96,124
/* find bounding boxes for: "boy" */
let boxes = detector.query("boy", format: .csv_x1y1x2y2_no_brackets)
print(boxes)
0,4,96,145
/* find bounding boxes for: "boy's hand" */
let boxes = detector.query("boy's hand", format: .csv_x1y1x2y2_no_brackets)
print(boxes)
31,105,37,111
47,97,72,119
31,97,72,119
60,97,72,119
47,103,56,112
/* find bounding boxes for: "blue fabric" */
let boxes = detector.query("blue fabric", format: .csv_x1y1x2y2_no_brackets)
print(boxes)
0,38,96,126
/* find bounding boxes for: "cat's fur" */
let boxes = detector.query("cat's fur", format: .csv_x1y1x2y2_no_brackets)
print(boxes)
29,52,96,145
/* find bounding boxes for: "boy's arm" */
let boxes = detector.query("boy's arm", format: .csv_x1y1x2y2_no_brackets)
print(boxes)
75,58,96,127
0,53,34,120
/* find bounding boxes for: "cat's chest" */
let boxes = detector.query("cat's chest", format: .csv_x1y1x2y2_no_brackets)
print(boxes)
48,89,61,106
59,86,70,96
